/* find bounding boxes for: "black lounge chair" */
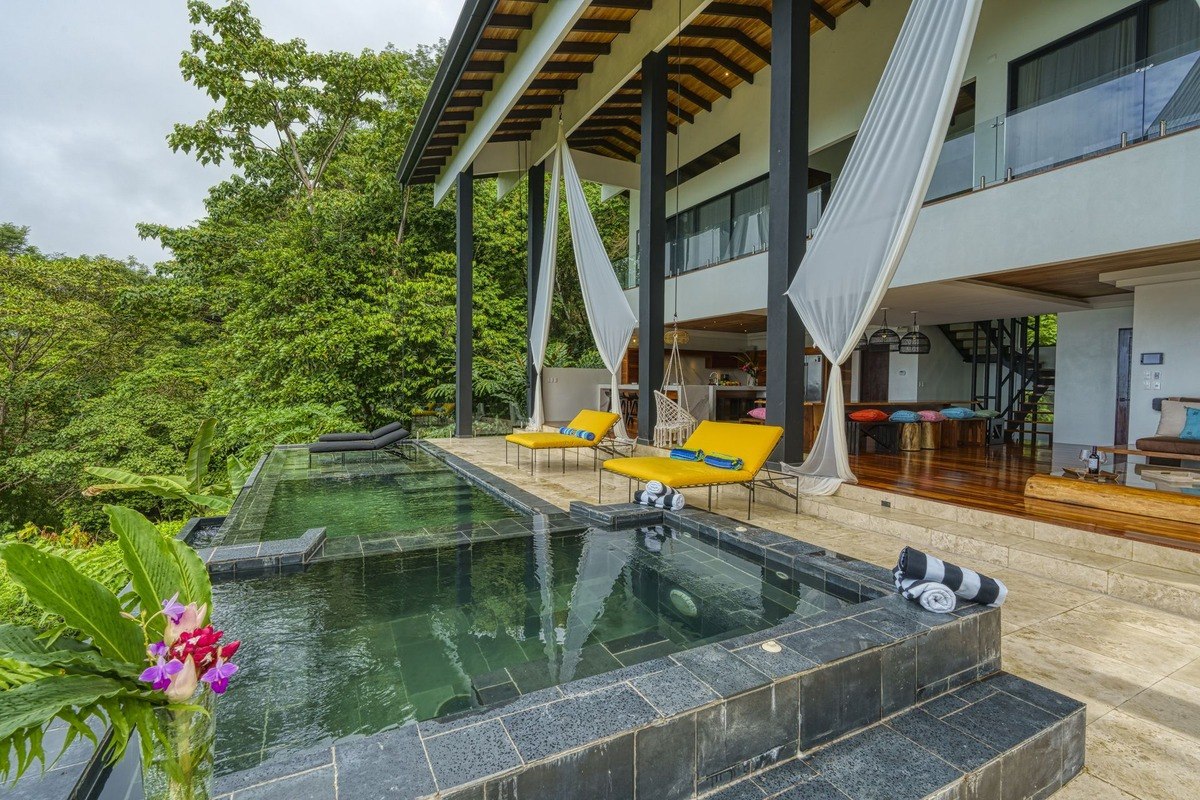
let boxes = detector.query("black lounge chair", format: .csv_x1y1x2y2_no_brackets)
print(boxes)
317,421,406,443
307,426,411,466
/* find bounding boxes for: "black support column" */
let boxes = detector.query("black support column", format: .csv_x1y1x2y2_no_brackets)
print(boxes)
638,49,668,444
766,0,811,463
455,165,474,438
525,161,545,421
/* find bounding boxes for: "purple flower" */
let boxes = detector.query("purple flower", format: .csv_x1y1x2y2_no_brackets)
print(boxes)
140,657,184,692
148,641,167,658
162,593,186,624
201,661,238,695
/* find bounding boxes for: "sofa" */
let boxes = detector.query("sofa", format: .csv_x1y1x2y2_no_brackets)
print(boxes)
1135,397,1200,458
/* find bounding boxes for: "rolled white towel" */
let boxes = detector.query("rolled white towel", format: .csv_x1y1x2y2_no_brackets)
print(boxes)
652,489,686,511
899,579,957,613
645,480,668,498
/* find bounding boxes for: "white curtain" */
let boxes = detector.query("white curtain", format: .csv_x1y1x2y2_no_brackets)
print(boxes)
786,0,984,494
559,534,631,682
528,129,638,441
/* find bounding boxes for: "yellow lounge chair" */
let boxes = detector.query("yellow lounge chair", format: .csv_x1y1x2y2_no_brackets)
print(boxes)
505,409,620,476
600,420,795,519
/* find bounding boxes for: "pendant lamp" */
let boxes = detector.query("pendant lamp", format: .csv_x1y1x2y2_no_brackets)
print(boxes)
868,308,901,351
898,312,932,355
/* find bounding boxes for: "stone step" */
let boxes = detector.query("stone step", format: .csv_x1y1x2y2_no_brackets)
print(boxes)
703,671,1085,800
1107,561,1200,619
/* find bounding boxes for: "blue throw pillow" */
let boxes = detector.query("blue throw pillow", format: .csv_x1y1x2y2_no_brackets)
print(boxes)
577,430,596,442
942,407,975,420
1181,407,1200,441
890,410,921,423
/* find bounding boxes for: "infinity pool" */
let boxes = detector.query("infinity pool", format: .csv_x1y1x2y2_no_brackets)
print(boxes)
210,522,862,775
215,446,518,544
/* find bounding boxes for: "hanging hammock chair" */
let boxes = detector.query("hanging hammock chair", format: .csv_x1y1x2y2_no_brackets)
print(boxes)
653,328,697,448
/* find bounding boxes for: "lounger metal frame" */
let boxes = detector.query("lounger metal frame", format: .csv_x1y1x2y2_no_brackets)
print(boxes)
598,466,800,520
504,439,600,477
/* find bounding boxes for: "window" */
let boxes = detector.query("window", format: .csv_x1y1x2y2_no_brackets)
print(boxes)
1010,0,1200,111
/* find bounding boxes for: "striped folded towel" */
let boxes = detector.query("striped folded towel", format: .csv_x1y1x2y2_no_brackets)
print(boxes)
703,452,744,470
893,546,1007,612
558,427,595,441
669,447,705,462
634,486,685,511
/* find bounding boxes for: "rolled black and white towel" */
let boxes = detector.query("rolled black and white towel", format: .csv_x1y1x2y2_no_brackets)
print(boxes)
634,485,685,511
894,546,1007,610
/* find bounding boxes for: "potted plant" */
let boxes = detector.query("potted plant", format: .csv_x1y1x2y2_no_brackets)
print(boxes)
737,352,761,387
0,505,240,800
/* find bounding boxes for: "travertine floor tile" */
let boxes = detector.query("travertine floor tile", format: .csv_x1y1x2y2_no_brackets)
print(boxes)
1086,710,1200,800
1118,677,1200,741
1002,628,1158,721
1171,658,1200,689
1029,609,1200,676
1075,597,1200,649
1052,772,1138,800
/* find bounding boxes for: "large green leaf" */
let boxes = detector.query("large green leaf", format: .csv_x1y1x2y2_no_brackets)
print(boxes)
184,493,232,513
183,418,218,492
105,506,182,639
0,626,137,677
164,537,212,616
83,467,190,500
0,544,145,665
0,675,134,741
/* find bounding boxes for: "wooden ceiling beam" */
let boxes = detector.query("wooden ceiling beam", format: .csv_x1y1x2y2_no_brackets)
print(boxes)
572,18,632,34
671,83,712,112
811,3,837,30
682,24,770,65
488,13,533,30
476,37,519,52
669,63,733,97
588,0,652,9
489,132,533,143
542,60,594,74
441,110,476,121
702,2,772,26
669,46,754,84
465,60,505,73
429,136,458,147
436,123,467,134
528,78,578,91
446,95,484,108
505,107,555,120
457,79,494,91
555,41,611,56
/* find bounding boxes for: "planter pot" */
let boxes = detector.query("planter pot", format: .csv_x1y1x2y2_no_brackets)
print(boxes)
142,690,216,800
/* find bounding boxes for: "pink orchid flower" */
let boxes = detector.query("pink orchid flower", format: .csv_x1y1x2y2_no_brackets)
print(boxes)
164,655,199,703
164,603,208,646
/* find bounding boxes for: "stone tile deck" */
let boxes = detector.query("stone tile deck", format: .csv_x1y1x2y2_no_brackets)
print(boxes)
430,435,1200,800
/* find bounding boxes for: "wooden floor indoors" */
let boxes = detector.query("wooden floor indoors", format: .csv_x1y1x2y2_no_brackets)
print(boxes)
848,442,1200,549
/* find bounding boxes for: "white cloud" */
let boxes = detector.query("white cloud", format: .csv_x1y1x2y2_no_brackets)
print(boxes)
0,0,459,266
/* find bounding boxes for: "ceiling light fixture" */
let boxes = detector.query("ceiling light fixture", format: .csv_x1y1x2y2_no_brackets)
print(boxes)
898,311,931,355
868,308,901,351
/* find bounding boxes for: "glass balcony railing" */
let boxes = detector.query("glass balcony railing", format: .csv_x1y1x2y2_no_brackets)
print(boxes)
617,41,1200,287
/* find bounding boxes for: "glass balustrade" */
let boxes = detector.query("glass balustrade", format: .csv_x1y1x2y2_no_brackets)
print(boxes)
614,40,1199,288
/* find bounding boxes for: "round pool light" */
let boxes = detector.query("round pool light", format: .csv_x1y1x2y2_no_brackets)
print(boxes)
734,526,747,533
760,640,783,654
774,570,789,581
669,588,699,618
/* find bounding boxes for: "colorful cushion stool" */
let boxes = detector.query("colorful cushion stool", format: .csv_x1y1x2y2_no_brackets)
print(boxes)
918,410,946,421
890,410,922,423
849,409,889,423
942,407,976,420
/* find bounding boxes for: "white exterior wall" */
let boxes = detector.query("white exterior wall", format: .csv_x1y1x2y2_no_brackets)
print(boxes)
1053,305,1135,446
1129,279,1200,441
619,0,1197,317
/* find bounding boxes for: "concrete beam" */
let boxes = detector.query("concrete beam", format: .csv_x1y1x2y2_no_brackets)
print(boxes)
474,143,640,190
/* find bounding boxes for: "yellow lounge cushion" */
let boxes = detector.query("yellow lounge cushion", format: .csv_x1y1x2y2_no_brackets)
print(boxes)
506,432,598,450
603,456,755,487
564,409,620,440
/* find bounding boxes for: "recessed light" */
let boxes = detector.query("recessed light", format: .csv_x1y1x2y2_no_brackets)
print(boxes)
761,640,783,653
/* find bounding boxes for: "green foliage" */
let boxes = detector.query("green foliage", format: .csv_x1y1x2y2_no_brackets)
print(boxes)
0,223,37,257
0,507,213,783
83,418,232,514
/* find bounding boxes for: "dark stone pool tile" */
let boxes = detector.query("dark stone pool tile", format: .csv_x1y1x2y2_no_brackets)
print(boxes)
632,665,720,717
5,763,85,800
211,544,260,562
605,627,668,654
864,593,955,626
230,766,335,800
780,618,893,665
767,539,826,558
559,657,673,697
320,536,364,559
635,714,697,800
334,724,436,799
484,734,634,800
921,692,971,718
941,691,1058,751
880,638,917,716
775,777,853,800
887,708,998,771
704,778,768,799
423,719,521,790
501,684,657,762
806,726,962,800
856,607,933,640
916,616,981,691
215,744,332,795
799,651,882,750
696,680,800,781
673,644,770,698
953,678,999,704
749,757,819,795
986,672,1084,719
418,687,564,736
732,641,818,679
1000,722,1064,800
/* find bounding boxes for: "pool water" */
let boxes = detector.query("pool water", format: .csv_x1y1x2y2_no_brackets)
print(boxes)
217,447,518,544
211,524,861,776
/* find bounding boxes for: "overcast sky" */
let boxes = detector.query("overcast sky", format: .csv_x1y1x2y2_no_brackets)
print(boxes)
0,0,459,266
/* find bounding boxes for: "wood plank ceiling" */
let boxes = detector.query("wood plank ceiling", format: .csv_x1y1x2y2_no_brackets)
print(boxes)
410,0,869,183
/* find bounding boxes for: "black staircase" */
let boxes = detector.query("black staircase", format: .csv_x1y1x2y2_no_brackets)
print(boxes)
939,317,1054,446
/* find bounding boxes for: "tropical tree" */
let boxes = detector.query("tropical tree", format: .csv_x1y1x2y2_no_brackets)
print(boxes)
83,419,236,514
